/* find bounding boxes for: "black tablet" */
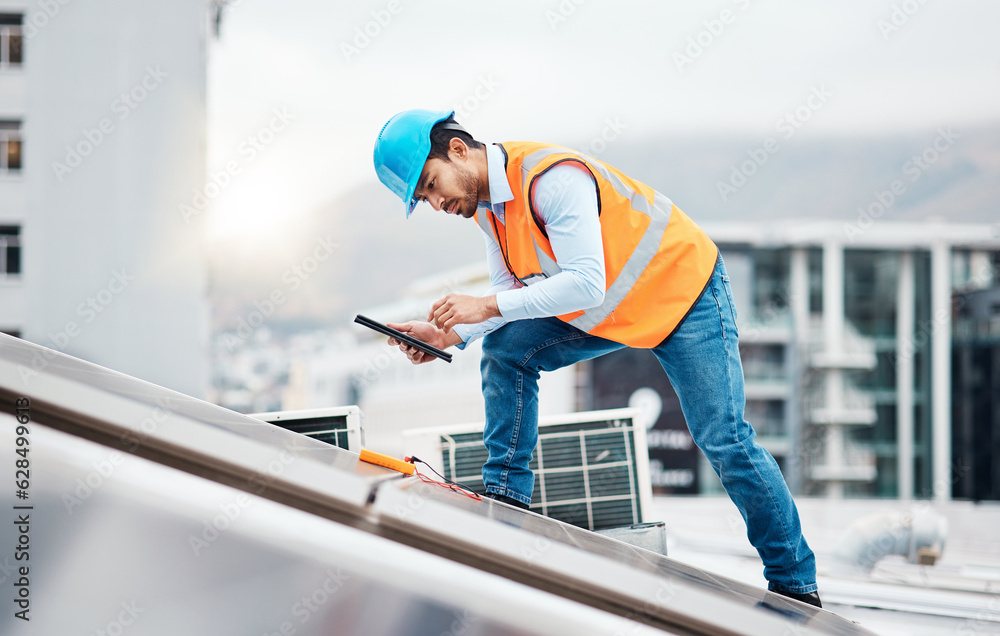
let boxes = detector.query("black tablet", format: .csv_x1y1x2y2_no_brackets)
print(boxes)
354,314,453,363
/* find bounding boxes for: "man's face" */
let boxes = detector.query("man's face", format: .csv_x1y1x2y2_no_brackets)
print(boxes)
413,154,479,219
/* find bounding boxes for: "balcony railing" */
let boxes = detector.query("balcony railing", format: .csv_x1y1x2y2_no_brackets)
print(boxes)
954,317,1000,342
806,383,876,426
808,440,877,482
806,318,877,369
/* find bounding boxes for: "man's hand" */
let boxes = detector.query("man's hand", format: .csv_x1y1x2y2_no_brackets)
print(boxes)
429,294,500,331
386,321,462,365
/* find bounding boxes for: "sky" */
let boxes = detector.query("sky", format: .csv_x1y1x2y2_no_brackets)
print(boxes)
205,0,1000,247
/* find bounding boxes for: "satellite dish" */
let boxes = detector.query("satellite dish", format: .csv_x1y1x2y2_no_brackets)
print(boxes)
628,387,662,430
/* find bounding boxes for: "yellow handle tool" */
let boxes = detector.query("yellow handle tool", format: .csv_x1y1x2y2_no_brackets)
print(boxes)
359,449,415,475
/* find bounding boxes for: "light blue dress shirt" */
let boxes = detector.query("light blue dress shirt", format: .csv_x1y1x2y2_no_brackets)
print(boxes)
455,143,606,348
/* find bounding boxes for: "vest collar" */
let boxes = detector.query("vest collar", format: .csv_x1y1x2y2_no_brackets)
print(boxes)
484,142,514,207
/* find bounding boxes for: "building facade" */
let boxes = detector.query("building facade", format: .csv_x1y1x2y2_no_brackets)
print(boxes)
0,0,210,397
952,285,1000,501
705,221,1000,501
0,8,24,334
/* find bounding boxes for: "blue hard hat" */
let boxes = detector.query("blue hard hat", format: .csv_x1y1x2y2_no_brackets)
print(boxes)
373,109,455,218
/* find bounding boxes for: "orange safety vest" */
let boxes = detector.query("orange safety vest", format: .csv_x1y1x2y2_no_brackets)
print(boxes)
474,142,718,348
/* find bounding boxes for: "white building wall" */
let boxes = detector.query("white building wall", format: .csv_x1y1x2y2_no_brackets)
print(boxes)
0,2,26,333
20,0,209,396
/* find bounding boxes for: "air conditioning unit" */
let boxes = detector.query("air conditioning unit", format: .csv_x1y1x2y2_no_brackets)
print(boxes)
403,408,652,531
250,406,364,452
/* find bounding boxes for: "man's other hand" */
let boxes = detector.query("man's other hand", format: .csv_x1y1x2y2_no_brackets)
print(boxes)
386,321,461,365
429,294,500,332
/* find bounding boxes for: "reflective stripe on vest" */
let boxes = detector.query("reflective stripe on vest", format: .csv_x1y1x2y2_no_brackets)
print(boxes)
476,198,562,286
518,146,673,332
475,142,718,348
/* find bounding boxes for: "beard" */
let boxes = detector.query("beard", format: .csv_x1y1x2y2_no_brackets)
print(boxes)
454,164,480,218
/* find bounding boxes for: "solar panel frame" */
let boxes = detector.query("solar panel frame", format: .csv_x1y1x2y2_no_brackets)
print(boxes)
0,416,675,636
0,334,392,517
0,333,878,636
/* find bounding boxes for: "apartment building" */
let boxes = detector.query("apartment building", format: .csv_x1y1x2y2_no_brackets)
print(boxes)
0,0,210,397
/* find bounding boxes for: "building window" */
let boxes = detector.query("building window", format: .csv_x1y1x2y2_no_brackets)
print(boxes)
0,14,22,68
746,399,786,436
0,225,21,277
0,120,21,173
751,248,791,315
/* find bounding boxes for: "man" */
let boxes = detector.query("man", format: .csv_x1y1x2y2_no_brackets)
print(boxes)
372,108,821,607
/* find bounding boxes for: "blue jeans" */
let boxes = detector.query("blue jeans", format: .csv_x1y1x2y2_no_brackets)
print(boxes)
479,255,817,593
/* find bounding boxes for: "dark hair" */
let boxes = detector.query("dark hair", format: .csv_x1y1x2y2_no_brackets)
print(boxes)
427,117,483,162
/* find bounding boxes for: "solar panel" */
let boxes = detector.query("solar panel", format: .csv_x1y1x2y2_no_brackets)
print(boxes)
0,416,670,636
0,333,390,513
0,333,878,636
373,479,875,636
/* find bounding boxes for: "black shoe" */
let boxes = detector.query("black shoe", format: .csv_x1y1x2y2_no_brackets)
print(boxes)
772,589,822,608
485,492,530,510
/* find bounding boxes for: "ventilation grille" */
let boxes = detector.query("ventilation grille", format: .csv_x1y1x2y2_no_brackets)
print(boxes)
441,417,642,531
269,415,352,450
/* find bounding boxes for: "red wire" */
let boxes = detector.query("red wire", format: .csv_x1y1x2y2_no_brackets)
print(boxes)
412,465,482,501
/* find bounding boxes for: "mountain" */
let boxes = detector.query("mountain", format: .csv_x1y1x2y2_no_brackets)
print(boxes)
597,125,1000,224
209,125,1000,333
